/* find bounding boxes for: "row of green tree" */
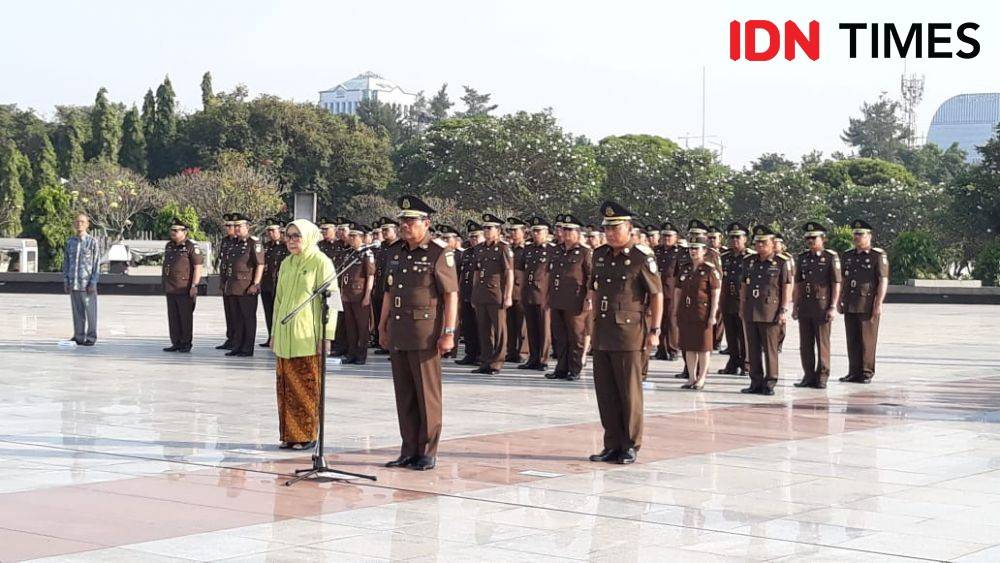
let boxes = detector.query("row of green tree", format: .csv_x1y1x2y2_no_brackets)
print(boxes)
1,76,999,284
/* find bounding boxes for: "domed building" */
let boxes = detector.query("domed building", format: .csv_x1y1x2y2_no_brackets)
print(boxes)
318,71,417,117
927,93,1000,164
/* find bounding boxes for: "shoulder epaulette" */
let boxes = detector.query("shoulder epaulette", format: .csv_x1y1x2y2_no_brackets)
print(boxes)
704,262,717,269
431,238,447,248
635,244,654,256
872,247,885,253
824,248,838,256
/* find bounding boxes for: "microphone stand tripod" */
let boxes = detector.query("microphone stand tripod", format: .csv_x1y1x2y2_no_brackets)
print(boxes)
281,277,377,486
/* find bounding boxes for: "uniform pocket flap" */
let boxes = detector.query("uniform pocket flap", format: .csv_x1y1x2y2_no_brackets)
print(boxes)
614,311,640,325
412,309,437,321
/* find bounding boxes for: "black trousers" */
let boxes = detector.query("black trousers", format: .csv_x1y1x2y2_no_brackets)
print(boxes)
845,312,880,379
166,293,196,348
744,320,782,391
459,300,480,361
372,289,385,348
523,303,550,366
233,294,258,354
506,300,526,359
799,316,832,385
722,312,747,372
223,294,237,344
261,290,276,340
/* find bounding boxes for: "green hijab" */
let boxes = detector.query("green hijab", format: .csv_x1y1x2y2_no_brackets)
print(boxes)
271,219,339,359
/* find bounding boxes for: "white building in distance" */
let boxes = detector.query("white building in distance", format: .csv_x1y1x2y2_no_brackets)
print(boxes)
318,71,417,117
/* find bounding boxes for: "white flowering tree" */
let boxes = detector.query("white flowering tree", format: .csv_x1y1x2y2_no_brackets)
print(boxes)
67,161,158,242
398,111,603,220
596,136,733,227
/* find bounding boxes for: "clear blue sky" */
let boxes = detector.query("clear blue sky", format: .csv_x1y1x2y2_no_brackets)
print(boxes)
2,0,996,166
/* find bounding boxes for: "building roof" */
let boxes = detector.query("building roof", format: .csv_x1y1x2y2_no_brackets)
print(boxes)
320,71,414,95
927,93,1000,163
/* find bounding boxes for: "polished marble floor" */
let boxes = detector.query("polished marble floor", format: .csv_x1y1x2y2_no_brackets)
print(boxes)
1,294,1000,561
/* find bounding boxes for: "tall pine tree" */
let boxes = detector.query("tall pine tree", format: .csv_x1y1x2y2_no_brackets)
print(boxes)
201,71,215,109
119,106,147,174
0,141,25,237
90,87,122,162
141,89,156,141
55,125,84,179
457,86,497,117
32,133,59,195
149,76,177,178
429,83,453,121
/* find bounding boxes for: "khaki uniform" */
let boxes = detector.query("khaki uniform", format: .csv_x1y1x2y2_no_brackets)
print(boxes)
224,237,264,355
720,248,753,373
457,245,480,362
777,251,795,352
590,243,662,451
675,261,721,351
654,244,682,358
796,249,841,386
549,243,592,376
384,234,458,459
707,247,725,348
341,246,376,362
741,253,792,392
506,243,528,361
522,241,555,367
840,248,888,380
261,240,290,341
218,235,237,346
472,240,513,370
163,239,203,349
371,243,389,349
320,239,350,354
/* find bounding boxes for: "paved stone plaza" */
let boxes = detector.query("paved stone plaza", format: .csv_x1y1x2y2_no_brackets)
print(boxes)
1,294,1000,561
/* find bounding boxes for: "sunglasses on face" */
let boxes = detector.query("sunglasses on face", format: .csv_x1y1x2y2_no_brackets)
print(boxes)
286,233,303,240
170,227,186,232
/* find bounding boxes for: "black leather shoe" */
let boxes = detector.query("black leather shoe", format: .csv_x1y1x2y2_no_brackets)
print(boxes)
455,356,477,365
857,377,872,384
178,347,191,353
517,362,537,370
654,352,668,360
215,342,232,350
411,456,436,471
815,383,827,389
353,359,367,366
259,342,270,348
793,380,811,388
740,386,759,394
163,346,180,352
81,340,95,346
674,371,688,379
566,372,581,381
225,350,240,356
374,348,390,355
589,449,619,462
385,455,416,468
718,368,738,375
545,371,567,380
505,354,522,363
761,388,775,396
838,374,855,382
534,363,549,371
618,448,637,464
666,353,678,361
720,348,731,355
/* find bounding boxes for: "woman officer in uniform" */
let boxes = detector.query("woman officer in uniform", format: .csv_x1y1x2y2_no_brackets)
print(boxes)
674,237,721,390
